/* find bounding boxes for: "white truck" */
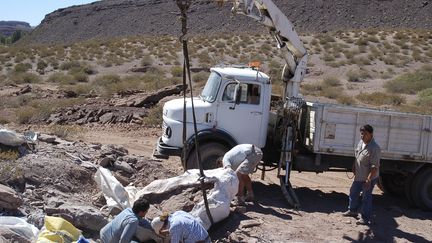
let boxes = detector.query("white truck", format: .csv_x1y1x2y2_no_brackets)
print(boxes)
155,0,432,210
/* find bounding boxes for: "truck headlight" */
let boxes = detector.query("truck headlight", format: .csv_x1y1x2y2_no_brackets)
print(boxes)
165,126,172,138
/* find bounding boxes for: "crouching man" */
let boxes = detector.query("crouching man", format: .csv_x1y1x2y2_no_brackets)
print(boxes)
100,197,150,243
151,210,210,243
222,144,263,205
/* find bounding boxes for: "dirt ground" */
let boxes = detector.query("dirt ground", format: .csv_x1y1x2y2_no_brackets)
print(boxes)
75,126,432,243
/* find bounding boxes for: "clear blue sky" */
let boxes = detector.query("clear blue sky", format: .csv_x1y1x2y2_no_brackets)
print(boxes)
0,0,98,26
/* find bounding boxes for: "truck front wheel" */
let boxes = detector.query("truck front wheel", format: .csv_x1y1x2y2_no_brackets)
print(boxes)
186,142,229,170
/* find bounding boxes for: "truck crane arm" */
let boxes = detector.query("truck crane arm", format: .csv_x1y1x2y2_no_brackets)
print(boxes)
231,0,308,98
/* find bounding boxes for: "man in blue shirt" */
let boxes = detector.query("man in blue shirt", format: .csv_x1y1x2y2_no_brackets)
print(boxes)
151,210,210,243
100,197,150,243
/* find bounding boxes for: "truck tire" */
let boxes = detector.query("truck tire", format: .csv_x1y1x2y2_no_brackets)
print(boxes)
380,173,406,197
186,142,229,170
411,168,432,211
403,174,416,207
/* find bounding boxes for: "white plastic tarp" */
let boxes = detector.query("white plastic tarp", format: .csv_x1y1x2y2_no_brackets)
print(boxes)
0,216,39,242
94,167,131,210
0,129,37,146
135,168,239,230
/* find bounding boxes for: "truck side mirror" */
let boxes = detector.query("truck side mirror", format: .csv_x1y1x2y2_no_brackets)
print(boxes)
230,83,241,110
235,85,242,104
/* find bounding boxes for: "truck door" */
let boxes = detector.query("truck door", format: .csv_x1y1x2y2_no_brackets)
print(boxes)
216,82,264,146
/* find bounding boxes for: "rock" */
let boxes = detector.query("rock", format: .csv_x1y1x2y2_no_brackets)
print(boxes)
240,219,261,229
114,161,135,174
38,134,57,143
99,113,115,124
13,85,32,96
113,171,131,186
99,155,115,167
0,228,31,243
0,184,23,210
123,155,138,165
45,205,108,232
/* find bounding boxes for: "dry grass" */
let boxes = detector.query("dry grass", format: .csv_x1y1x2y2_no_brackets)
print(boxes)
356,92,405,106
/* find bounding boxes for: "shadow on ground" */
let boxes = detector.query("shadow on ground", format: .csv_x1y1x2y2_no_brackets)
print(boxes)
295,186,432,242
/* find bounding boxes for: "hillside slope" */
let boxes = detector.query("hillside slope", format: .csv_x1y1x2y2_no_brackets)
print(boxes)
0,21,32,36
23,0,432,44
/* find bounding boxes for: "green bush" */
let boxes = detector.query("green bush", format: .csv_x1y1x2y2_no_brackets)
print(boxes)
141,54,153,67
346,69,371,82
171,66,183,77
94,74,121,87
37,60,48,74
417,88,432,103
384,70,432,94
14,63,32,72
356,92,406,106
9,72,41,84
16,106,37,124
47,73,75,84
322,76,341,87
193,71,209,83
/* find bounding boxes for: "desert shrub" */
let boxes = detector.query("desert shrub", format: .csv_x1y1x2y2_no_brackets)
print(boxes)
61,83,93,96
16,106,37,124
36,60,48,74
384,70,432,94
70,71,89,83
346,69,371,82
60,60,81,70
142,104,163,127
322,76,341,87
171,66,183,77
141,54,153,67
356,92,405,106
9,72,41,84
193,71,209,83
94,74,121,87
47,73,75,84
14,63,32,72
47,125,83,139
301,83,322,96
321,87,342,99
417,88,432,104
323,54,335,62
337,95,356,105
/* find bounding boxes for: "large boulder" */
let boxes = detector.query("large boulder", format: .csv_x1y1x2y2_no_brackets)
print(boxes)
0,184,23,210
45,205,108,232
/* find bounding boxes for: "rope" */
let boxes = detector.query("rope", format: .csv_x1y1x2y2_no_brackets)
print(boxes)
176,0,214,226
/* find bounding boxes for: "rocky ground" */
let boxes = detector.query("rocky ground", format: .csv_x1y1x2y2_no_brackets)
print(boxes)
1,123,432,242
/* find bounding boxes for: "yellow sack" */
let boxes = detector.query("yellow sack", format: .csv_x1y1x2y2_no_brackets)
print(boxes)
36,216,82,243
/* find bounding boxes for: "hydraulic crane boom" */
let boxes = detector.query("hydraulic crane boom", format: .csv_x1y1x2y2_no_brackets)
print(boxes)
231,0,308,98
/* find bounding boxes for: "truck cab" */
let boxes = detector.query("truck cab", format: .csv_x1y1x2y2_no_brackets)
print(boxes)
156,66,271,169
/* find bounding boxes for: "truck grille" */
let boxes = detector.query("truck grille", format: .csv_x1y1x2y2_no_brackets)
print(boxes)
162,121,168,137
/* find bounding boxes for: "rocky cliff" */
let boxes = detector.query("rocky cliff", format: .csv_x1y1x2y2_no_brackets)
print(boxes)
23,0,432,44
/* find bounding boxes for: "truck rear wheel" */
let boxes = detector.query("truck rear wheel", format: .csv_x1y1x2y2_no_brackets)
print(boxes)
403,174,416,207
380,173,406,197
411,168,432,211
186,143,229,170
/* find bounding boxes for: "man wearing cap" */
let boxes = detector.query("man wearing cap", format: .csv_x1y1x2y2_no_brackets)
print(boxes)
343,124,381,225
100,197,150,243
151,210,210,243
222,144,263,205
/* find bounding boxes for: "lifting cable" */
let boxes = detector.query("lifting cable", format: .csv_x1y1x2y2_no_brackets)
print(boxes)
176,0,214,226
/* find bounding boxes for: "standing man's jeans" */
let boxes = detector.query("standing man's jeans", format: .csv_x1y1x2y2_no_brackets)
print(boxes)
348,178,378,221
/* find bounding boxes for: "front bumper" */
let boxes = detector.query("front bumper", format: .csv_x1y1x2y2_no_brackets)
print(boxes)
153,137,182,159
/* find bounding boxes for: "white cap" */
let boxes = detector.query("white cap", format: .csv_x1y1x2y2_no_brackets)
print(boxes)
151,217,164,234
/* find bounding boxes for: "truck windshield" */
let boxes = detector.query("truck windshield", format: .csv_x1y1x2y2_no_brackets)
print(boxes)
200,72,221,103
